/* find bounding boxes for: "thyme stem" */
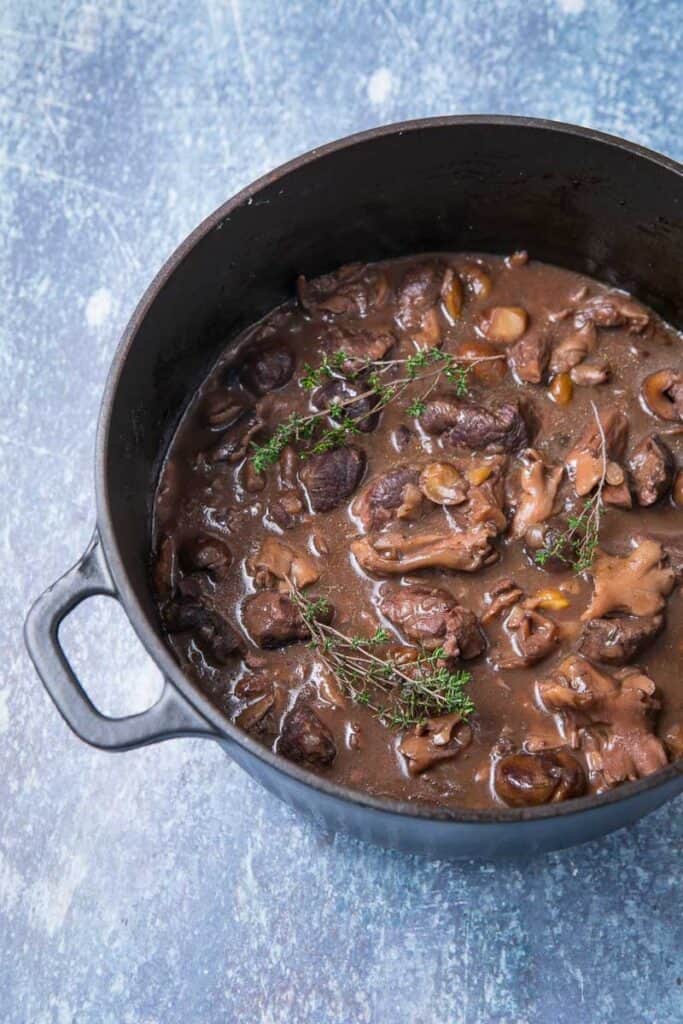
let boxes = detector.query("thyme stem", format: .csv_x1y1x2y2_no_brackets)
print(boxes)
287,580,475,728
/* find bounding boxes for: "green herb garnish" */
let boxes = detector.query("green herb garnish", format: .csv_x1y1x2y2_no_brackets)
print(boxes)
291,581,475,728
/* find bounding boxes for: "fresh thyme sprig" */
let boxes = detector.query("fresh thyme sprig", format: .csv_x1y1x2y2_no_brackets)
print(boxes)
251,347,504,472
535,401,607,574
289,582,475,729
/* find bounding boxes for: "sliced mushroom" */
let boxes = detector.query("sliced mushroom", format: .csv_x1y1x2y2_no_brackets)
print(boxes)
399,713,472,775
641,369,683,422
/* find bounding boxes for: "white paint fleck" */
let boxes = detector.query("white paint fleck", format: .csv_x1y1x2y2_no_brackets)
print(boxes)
556,0,585,13
28,852,88,936
0,850,23,911
367,67,394,106
85,287,113,327
0,688,9,734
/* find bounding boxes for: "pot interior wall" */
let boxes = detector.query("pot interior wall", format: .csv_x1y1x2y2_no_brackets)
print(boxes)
102,121,683,627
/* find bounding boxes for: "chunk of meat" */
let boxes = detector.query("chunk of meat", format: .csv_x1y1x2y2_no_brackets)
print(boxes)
180,535,232,579
300,446,366,512
549,324,597,374
509,332,550,384
552,293,650,333
566,407,628,496
641,368,683,423
629,434,674,506
278,704,337,767
539,656,667,789
321,324,396,373
242,592,312,648
206,409,263,464
454,456,508,535
421,398,529,452
240,343,294,396
163,602,242,664
582,539,675,620
352,524,496,575
578,614,664,665
495,605,559,669
247,536,319,589
297,263,389,319
510,449,563,539
399,713,472,775
379,584,485,661
234,674,284,735
311,377,380,432
352,467,425,532
396,260,444,329
494,750,586,806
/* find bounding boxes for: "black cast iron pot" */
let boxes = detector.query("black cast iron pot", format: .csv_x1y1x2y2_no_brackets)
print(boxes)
25,116,683,859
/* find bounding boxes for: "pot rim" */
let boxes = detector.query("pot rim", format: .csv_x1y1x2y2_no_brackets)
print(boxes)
95,114,683,825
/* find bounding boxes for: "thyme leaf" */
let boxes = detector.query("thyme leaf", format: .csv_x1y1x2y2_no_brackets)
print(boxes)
289,581,475,728
250,347,504,471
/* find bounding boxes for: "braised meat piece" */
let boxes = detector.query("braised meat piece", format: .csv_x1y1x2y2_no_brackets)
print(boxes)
549,324,597,374
243,592,320,648
579,614,664,665
420,398,529,452
352,467,425,532
552,293,649,333
180,536,232,579
379,584,485,661
352,524,497,575
300,446,366,512
628,434,674,506
322,324,396,373
396,260,444,329
240,343,294,395
508,332,551,384
539,656,668,790
163,603,242,665
495,605,559,669
494,750,585,806
278,704,337,767
297,262,390,319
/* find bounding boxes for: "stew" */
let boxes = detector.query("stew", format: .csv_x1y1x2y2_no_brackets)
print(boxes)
151,252,683,809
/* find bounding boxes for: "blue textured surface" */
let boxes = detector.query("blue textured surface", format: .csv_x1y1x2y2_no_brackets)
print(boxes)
2,1,683,1021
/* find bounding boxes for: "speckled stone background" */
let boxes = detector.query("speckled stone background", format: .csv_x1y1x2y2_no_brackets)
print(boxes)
2,1,683,1021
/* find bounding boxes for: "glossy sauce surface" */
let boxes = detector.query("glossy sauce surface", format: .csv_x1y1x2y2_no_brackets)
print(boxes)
152,253,683,809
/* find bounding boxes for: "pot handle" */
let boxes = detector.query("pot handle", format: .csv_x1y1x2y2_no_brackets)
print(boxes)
24,531,218,750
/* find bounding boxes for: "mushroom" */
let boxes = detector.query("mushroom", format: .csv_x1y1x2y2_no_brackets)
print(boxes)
641,368,683,422
478,306,528,345
418,462,469,506
494,750,586,807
